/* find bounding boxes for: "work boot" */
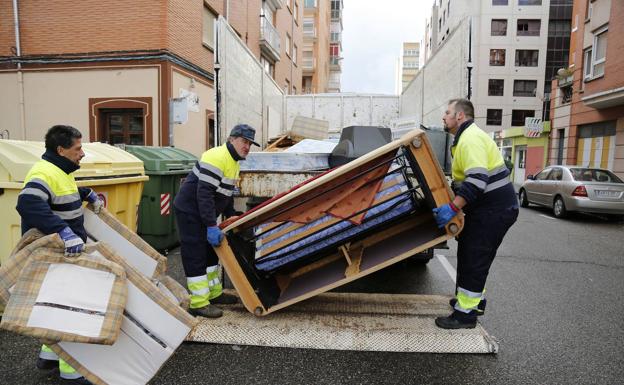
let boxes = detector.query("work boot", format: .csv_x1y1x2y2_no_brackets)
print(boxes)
449,298,486,316
36,357,59,371
189,304,223,318
61,376,93,385
435,310,477,329
209,292,238,305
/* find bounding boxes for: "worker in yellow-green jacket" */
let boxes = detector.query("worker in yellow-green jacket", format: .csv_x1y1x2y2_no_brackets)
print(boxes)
174,124,258,318
17,125,104,385
433,99,519,329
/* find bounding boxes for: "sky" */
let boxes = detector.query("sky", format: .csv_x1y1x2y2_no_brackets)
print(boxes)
341,0,431,95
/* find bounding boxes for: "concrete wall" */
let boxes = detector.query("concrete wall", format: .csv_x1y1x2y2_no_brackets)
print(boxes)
400,18,469,128
285,94,399,135
217,17,284,148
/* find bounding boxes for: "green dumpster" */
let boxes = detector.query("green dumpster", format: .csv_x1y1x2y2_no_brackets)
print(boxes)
124,146,197,251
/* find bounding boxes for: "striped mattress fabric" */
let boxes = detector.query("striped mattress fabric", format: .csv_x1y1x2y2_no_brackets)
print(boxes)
0,246,127,345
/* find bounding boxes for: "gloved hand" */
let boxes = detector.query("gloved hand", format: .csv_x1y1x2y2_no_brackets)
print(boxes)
206,226,224,247
432,203,459,228
58,226,85,257
87,190,104,214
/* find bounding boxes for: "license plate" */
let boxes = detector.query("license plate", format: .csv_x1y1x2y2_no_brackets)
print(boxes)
595,190,620,198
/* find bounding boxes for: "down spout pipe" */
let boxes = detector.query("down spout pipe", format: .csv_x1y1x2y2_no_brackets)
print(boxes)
13,0,26,139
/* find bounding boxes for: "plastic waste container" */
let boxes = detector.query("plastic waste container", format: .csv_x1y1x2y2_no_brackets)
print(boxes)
0,139,148,264
123,145,197,251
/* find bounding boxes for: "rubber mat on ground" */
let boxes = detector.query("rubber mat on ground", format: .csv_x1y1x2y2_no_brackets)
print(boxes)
186,291,499,354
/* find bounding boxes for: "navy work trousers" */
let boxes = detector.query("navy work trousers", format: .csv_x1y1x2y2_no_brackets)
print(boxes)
174,208,219,278
456,206,519,294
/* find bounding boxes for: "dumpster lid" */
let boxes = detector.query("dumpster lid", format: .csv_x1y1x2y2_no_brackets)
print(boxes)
0,139,145,184
123,145,197,173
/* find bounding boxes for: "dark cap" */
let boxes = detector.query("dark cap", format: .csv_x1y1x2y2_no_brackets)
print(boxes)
229,124,259,147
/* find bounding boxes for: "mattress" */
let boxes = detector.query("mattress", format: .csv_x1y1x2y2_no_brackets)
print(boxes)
254,174,414,272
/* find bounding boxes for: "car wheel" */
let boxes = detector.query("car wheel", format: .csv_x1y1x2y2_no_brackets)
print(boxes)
553,196,567,218
519,189,529,208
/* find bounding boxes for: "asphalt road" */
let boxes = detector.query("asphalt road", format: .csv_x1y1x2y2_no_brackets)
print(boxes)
1,206,623,384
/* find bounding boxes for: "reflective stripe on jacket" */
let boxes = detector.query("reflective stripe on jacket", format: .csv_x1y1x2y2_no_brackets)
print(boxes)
174,144,240,226
451,122,517,210
17,159,88,240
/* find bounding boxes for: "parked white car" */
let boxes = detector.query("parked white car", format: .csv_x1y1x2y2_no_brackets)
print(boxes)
518,166,624,220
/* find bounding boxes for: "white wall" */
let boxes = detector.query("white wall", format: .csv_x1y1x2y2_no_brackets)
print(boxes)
285,94,400,134
400,18,470,128
217,17,284,148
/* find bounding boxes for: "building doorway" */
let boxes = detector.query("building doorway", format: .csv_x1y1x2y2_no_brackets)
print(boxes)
514,145,527,185
101,109,145,145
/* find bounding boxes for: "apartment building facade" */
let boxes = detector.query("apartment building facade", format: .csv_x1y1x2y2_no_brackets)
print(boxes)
400,42,420,92
327,0,343,92
549,0,623,178
0,0,302,156
301,0,332,93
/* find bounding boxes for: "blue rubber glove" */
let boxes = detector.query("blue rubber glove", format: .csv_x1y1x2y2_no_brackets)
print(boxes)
432,203,459,228
58,226,85,257
87,190,104,214
206,226,224,247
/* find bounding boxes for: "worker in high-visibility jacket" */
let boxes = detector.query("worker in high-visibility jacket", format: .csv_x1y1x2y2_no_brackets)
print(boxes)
173,124,258,318
433,99,519,329
16,125,103,385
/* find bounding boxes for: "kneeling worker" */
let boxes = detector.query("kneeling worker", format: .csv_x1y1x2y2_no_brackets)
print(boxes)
174,124,258,318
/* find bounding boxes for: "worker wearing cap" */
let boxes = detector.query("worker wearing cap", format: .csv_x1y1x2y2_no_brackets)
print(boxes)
16,124,103,385
174,124,258,318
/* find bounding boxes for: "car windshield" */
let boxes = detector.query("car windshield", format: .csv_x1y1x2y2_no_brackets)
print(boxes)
569,168,623,183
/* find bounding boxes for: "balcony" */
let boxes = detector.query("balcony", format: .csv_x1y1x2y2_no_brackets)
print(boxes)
260,16,281,62
266,0,284,9
331,9,342,20
303,25,317,39
330,56,341,69
302,57,316,72
582,86,624,109
330,32,341,43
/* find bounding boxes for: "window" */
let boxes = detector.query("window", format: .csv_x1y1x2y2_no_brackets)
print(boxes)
260,55,274,77
592,27,607,78
511,110,535,126
583,48,592,79
293,44,298,64
515,49,539,66
585,0,593,21
513,80,537,97
535,168,551,181
518,0,542,5
548,20,571,37
202,6,217,49
285,79,291,94
578,121,616,138
548,168,563,181
487,109,503,125
491,19,507,36
489,49,506,66
492,0,508,5
294,2,299,22
330,45,339,57
488,79,504,96
292,85,297,95
517,19,541,36
561,85,572,104
304,0,316,7
285,33,292,58
303,18,315,36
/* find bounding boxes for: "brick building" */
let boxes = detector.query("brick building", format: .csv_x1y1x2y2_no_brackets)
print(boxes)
549,0,623,178
0,0,302,156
